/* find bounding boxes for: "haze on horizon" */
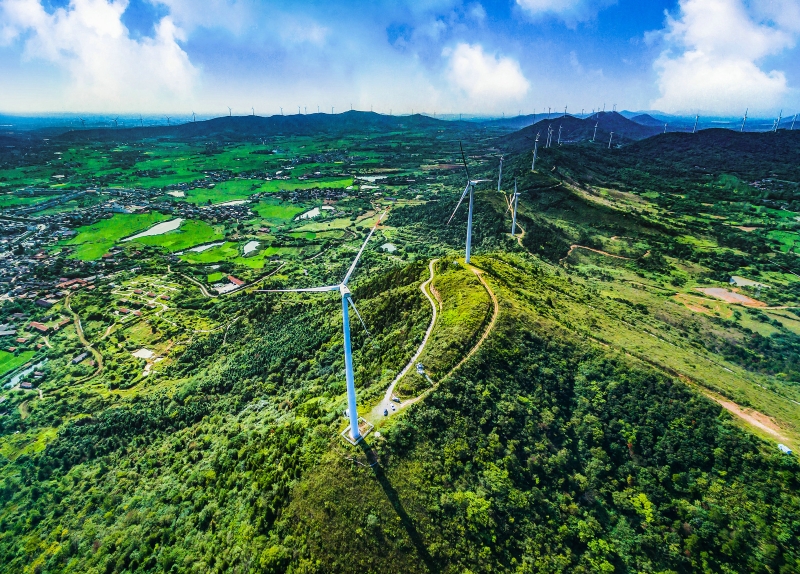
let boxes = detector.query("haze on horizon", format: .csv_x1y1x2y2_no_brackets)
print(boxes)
0,0,798,117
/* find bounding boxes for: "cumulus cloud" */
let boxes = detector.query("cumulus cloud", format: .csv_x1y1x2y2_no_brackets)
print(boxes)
651,0,797,114
0,0,198,111
445,42,529,103
515,0,616,25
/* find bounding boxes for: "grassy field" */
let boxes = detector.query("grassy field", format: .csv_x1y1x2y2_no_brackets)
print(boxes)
394,260,492,399
184,179,262,205
180,242,302,268
130,220,224,252
0,350,37,377
64,212,171,260
251,198,308,224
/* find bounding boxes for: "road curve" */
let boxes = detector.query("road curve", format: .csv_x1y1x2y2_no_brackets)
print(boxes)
65,292,104,383
373,262,500,420
369,258,439,422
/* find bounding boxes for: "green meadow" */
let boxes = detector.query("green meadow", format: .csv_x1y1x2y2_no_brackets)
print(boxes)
64,212,170,260
130,220,224,252
0,350,37,378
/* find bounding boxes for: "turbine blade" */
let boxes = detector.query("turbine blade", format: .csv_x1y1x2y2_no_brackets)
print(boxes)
348,298,372,338
447,183,471,225
460,142,471,182
342,209,387,285
256,285,339,293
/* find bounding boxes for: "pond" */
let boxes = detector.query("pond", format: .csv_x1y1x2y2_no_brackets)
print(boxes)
122,218,183,241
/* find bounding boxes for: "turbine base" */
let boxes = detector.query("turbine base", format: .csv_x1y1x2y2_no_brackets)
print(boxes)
341,417,373,445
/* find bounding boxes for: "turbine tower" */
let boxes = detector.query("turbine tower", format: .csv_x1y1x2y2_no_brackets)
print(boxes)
192,112,196,122
664,123,667,134
692,114,699,134
112,117,119,128
741,108,748,132
497,155,503,193
531,132,540,171
257,212,387,443
792,114,797,131
557,125,562,145
608,132,614,149
252,107,255,116
775,110,782,132
228,107,232,117
509,179,520,237
165,116,171,126
447,143,488,264
79,118,85,128
592,121,599,142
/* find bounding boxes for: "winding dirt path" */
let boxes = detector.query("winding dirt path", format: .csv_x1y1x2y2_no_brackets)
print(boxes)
560,244,630,263
375,263,500,419
64,292,103,383
173,261,287,298
369,259,439,422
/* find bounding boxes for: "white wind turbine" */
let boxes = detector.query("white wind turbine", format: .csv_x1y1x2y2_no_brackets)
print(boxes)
257,212,387,443
692,114,699,133
557,124,563,145
741,108,748,132
608,131,614,148
507,178,520,237
792,114,797,131
592,121,599,142
774,110,782,132
228,107,232,117
531,132,540,171
448,143,489,264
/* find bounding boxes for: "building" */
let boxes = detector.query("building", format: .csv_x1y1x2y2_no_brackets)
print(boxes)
29,322,50,334
72,352,88,364
228,275,245,286
778,444,792,454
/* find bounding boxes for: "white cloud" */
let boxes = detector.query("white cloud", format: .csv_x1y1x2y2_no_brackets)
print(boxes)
651,0,797,114
0,0,198,111
515,0,616,25
445,42,529,103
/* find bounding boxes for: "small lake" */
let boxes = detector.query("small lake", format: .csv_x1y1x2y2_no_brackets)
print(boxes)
243,241,260,255
123,218,183,241
187,241,224,253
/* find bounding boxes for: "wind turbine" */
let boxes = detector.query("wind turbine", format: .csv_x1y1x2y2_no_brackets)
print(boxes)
741,108,748,132
792,114,797,131
608,132,614,149
508,178,520,237
192,112,196,122
332,106,334,114
257,212,387,443
557,125,563,145
531,132,540,171
280,107,283,116
165,116,171,126
79,118,85,128
593,121,599,142
664,123,667,134
252,107,255,116
497,155,503,193
692,114,699,134
298,106,301,114
139,114,143,127
775,110,782,132
228,107,232,117
112,117,119,128
448,143,489,264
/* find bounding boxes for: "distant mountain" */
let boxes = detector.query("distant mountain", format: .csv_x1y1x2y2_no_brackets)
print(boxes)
500,111,662,151
54,111,471,143
476,115,537,130
629,114,664,128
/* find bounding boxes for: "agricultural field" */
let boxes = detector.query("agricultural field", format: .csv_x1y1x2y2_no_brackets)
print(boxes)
63,212,170,259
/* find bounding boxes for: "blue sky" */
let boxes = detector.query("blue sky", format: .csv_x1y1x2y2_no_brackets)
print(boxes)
0,0,798,116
